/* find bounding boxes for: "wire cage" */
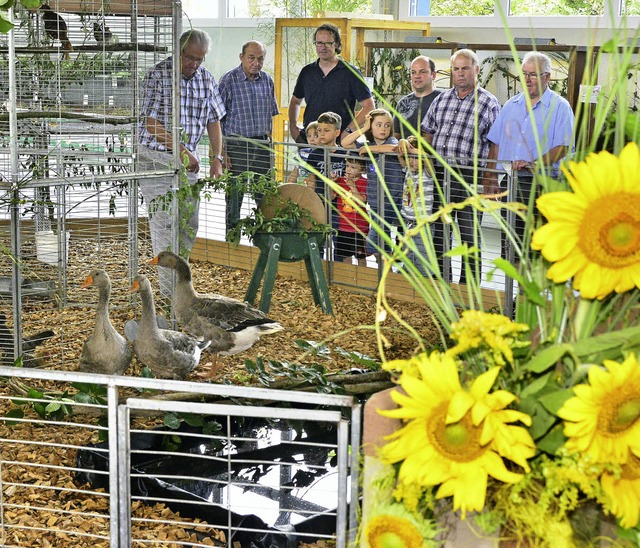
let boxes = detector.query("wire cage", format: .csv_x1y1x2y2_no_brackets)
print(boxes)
0,0,178,368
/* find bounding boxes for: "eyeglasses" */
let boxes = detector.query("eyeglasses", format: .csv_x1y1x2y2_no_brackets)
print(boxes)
522,71,549,80
182,52,205,65
314,41,335,48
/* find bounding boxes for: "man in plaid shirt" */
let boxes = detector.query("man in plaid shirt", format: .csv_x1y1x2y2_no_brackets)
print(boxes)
218,41,279,233
421,48,501,285
138,29,225,294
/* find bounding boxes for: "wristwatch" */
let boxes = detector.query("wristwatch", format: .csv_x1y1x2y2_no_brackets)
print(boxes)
344,127,353,134
212,154,224,163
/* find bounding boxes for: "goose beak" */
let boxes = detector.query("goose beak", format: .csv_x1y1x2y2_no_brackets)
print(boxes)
129,280,140,292
80,274,93,288
149,256,159,265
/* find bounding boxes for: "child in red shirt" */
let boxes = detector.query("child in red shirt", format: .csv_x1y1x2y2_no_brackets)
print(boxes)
333,156,369,266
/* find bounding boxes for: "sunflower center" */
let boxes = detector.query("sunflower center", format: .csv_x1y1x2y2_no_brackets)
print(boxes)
581,195,640,267
601,214,640,257
615,398,640,431
599,395,640,435
428,403,487,462
365,516,424,548
378,532,409,548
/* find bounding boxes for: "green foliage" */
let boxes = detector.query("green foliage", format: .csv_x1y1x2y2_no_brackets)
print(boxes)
160,412,223,451
510,0,603,15
429,0,494,15
245,355,342,393
198,170,334,247
370,47,421,104
243,339,379,393
256,0,372,17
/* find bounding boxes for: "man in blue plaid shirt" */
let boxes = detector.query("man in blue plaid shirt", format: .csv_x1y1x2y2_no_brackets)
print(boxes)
218,40,279,233
421,48,501,285
138,29,225,294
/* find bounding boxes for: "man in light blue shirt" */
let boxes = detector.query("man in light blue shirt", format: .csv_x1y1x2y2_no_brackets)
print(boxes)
484,51,574,256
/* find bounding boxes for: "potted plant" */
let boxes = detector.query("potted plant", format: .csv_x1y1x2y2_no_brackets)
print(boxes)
204,170,335,262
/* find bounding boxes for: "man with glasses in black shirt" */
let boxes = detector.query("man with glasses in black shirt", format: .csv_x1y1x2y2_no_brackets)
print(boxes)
288,22,374,144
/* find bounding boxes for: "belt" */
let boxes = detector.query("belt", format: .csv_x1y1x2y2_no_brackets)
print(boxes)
248,135,269,141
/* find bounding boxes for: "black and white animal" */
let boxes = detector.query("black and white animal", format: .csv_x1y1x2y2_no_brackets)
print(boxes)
93,20,113,44
149,251,284,376
128,275,209,380
78,269,132,376
0,312,55,367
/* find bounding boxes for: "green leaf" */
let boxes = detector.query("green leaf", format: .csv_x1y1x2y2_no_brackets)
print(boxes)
521,281,546,306
141,366,154,378
536,423,567,455
334,347,380,368
20,0,41,8
294,339,330,358
27,388,44,400
204,420,222,435
3,408,24,425
0,12,14,33
444,244,480,258
74,392,91,404
45,402,61,413
163,412,181,430
573,325,640,362
33,403,46,418
493,258,525,286
528,403,557,440
181,414,205,427
525,344,572,373
539,388,574,415
519,371,552,399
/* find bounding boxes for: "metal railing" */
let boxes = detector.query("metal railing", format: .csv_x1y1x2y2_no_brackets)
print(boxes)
0,365,361,547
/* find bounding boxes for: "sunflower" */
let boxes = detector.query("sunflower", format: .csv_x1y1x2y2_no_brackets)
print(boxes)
557,353,640,464
379,352,533,518
531,141,640,300
363,503,438,548
601,452,640,528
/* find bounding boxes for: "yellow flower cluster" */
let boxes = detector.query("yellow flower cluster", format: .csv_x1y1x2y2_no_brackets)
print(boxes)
446,310,530,366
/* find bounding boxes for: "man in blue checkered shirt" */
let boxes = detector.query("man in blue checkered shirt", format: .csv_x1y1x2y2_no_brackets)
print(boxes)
138,29,225,294
218,41,279,233
421,48,501,285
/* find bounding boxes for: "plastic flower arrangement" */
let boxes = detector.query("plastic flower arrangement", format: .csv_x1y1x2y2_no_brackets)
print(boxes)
352,31,640,547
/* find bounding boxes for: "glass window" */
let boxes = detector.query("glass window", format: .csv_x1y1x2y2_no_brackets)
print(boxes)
228,0,288,17
411,0,496,16
509,0,604,16
623,0,640,13
182,0,218,18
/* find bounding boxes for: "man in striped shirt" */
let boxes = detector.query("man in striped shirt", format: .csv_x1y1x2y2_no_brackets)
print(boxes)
421,48,501,285
218,41,279,232
138,29,225,294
